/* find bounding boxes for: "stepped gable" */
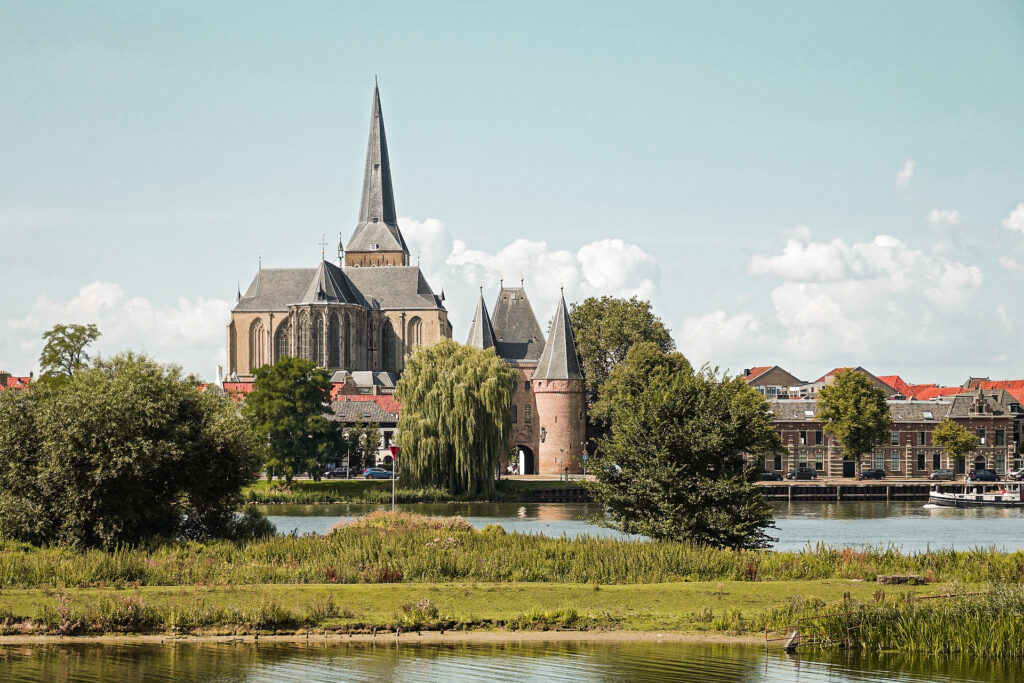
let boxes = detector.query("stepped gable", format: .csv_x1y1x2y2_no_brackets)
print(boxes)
490,286,545,363
532,292,583,381
465,290,497,350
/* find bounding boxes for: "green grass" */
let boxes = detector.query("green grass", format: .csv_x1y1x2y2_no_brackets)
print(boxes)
0,580,943,636
242,478,586,504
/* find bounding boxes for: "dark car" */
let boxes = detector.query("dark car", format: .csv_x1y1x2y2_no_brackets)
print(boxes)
785,467,817,480
859,469,886,480
969,469,998,482
324,467,357,479
363,467,395,479
759,471,784,481
929,469,955,481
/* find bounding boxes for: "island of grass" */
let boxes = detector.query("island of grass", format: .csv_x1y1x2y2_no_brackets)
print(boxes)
242,478,588,504
0,512,1022,656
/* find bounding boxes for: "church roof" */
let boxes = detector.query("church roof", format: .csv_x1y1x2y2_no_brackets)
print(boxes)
234,268,315,312
298,260,365,305
532,292,583,381
491,286,545,363
465,290,497,350
346,80,409,255
344,266,444,311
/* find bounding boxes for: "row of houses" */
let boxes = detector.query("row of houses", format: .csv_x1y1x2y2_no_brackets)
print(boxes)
741,366,1024,477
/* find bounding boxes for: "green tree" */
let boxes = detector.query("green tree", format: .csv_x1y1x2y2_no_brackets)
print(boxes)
933,419,978,466
38,323,100,386
590,341,692,426
569,296,674,397
361,422,383,468
587,351,783,549
0,353,266,549
244,357,332,484
396,339,517,497
344,421,366,472
817,370,894,475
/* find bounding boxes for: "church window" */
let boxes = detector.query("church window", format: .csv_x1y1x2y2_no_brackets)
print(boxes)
344,313,352,368
249,319,266,369
408,316,423,350
298,312,311,360
274,321,291,360
328,312,341,367
311,311,325,366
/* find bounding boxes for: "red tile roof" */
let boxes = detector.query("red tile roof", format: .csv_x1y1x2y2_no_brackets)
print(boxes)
814,367,854,383
0,376,31,391
912,386,966,401
335,394,401,414
974,380,1024,405
742,366,773,383
878,375,912,396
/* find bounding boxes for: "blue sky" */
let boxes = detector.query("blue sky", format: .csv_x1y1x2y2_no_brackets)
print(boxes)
2,1,1023,384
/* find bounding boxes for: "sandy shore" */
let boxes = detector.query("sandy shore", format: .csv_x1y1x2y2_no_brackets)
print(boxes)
0,630,764,646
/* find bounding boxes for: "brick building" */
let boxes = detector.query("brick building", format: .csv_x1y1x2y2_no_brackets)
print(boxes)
767,390,1021,478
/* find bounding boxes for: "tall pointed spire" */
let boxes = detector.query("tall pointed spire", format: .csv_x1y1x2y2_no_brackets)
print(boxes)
466,288,497,350
345,79,409,260
532,291,583,380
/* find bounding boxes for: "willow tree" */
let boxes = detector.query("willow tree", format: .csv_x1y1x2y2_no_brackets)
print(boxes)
396,339,517,497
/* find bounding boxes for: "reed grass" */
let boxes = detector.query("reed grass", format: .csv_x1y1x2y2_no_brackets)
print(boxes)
242,479,585,504
0,514,1022,589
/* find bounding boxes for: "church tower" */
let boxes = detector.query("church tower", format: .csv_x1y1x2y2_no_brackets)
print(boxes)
531,292,586,475
344,79,410,268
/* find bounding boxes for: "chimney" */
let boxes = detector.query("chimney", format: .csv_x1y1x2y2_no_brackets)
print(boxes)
216,365,224,388
743,369,751,377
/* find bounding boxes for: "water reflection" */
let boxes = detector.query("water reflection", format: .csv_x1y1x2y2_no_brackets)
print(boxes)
0,641,1015,683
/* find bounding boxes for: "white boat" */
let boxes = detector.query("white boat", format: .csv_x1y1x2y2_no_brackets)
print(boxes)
928,481,1024,508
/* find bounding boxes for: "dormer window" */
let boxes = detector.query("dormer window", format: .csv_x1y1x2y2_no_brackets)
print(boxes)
372,217,379,223
370,243,379,250
374,164,379,170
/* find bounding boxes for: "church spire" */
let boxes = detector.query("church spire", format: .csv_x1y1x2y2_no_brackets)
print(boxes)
466,288,497,350
532,291,584,381
345,79,409,263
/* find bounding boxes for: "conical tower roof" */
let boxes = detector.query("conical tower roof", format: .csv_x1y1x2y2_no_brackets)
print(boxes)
299,260,363,304
346,80,409,255
466,290,497,350
532,292,583,381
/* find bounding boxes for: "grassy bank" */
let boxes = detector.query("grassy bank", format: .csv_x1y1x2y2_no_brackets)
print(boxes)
243,479,586,504
1,512,1024,588
0,580,939,637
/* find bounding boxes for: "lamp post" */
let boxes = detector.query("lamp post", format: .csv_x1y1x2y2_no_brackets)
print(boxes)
389,445,399,512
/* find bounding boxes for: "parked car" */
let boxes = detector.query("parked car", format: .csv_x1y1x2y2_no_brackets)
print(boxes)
968,469,998,482
929,469,955,481
785,467,817,480
859,469,886,480
1008,468,1024,481
759,471,784,481
363,467,395,479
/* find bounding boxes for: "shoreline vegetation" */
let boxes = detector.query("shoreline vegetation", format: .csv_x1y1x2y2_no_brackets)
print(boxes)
242,479,586,505
1,512,1024,655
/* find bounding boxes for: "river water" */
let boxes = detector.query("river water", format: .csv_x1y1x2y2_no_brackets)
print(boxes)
262,500,1024,552
1,641,1018,682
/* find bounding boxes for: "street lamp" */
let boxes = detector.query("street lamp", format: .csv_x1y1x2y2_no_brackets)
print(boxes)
389,445,400,512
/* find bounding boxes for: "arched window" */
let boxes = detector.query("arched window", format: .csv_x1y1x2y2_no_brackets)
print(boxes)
381,322,391,370
311,310,325,366
344,313,352,368
249,319,266,369
298,311,311,360
407,316,423,351
328,312,340,367
274,320,291,360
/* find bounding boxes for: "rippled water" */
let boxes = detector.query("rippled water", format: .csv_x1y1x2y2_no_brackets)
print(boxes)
0,641,1018,682
262,500,1024,551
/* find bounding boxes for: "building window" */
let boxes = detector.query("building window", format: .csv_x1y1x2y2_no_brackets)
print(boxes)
997,453,1006,473
815,431,823,445
798,451,808,468
917,452,926,470
328,313,340,367
274,321,291,360
407,316,423,350
890,451,899,471
976,428,986,444
525,380,531,391
249,319,266,369
933,452,941,470
815,452,823,470
891,431,899,446
996,429,1005,446
524,405,531,424
874,452,884,470
298,312,311,360
799,430,807,445
511,405,517,423
773,454,783,470
917,431,926,446
311,311,325,366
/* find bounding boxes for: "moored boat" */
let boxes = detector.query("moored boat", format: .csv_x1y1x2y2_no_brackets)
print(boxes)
928,481,1024,508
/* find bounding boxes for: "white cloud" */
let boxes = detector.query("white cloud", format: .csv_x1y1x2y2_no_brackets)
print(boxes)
896,159,914,188
927,209,960,229
998,256,1024,272
3,282,231,379
680,310,762,368
1002,203,1024,234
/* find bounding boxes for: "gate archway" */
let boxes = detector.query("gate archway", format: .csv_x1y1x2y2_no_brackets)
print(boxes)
516,446,536,476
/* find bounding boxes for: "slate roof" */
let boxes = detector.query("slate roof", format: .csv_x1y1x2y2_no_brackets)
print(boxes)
346,80,408,255
234,268,316,312
465,291,497,350
491,287,545,363
298,261,365,305
344,266,444,310
331,395,400,424
532,293,583,381
771,399,953,422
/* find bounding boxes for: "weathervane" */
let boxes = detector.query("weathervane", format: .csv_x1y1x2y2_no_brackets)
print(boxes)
320,233,327,260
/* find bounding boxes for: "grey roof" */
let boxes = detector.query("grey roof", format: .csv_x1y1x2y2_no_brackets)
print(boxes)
532,293,583,381
948,390,1016,417
344,266,444,311
491,287,545,363
299,260,365,305
770,399,953,423
346,80,408,255
330,398,398,424
233,268,315,312
465,291,497,350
